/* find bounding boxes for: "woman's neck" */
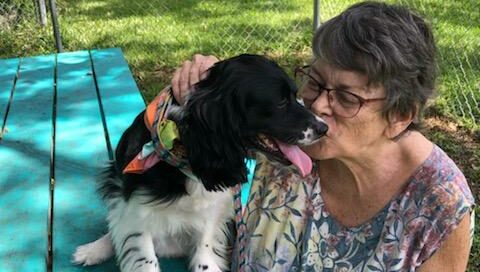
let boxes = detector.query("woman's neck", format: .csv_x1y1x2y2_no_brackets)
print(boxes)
319,131,433,197
317,131,433,227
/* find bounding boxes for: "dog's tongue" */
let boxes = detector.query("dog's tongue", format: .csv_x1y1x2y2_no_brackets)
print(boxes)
274,140,312,177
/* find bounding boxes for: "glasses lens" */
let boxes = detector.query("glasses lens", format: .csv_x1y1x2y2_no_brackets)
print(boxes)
330,90,362,117
295,68,317,105
294,67,363,118
294,68,309,87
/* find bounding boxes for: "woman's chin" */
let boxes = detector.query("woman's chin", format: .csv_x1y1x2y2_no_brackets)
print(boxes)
300,138,333,160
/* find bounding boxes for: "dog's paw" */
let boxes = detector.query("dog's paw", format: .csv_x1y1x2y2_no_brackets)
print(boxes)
193,264,221,272
131,258,160,272
72,244,103,266
72,239,113,266
191,253,223,272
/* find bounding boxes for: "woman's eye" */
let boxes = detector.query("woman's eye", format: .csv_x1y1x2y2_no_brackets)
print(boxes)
301,88,318,100
315,80,329,91
335,91,359,107
306,79,317,89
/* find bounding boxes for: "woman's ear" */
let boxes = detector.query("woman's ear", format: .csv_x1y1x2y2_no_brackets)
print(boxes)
384,110,416,140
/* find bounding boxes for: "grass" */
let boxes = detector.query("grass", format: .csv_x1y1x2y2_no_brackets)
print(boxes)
1,0,479,270
53,0,316,100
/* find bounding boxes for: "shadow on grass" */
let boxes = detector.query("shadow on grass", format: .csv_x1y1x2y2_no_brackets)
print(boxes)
58,0,303,23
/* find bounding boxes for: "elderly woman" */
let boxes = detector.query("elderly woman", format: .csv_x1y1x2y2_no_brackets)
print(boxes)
172,2,474,271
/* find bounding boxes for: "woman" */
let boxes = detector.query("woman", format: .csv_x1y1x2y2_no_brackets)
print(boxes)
172,2,474,271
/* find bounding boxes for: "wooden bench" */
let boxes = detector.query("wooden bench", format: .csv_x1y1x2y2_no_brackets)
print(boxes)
0,48,188,271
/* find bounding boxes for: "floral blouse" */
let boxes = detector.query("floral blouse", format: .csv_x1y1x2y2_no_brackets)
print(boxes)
231,145,475,271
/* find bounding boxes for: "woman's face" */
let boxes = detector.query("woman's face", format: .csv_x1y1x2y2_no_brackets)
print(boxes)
299,60,390,161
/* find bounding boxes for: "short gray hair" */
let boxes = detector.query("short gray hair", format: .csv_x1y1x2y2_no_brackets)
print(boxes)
313,1,437,130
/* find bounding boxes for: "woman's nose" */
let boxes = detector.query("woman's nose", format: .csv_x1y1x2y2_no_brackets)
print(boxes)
310,90,333,116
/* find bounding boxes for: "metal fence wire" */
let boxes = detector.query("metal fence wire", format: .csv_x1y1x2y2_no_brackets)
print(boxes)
0,0,53,55
1,0,479,130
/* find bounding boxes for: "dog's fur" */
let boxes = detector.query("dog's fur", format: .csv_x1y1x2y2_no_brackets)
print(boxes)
72,54,327,272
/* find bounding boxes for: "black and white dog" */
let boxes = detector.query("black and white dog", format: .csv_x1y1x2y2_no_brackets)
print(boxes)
73,54,328,272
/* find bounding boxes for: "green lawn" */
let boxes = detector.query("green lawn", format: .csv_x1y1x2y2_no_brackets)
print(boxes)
1,0,478,270
2,0,479,125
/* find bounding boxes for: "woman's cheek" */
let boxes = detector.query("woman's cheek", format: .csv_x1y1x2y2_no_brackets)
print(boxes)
323,116,338,137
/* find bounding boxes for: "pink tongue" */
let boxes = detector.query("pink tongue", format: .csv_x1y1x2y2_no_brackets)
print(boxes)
274,140,312,177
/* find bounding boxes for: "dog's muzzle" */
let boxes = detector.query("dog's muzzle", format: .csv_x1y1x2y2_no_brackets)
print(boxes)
298,116,328,146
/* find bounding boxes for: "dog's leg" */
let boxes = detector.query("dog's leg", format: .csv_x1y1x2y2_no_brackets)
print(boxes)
191,220,229,272
112,230,159,272
72,233,114,265
190,202,232,272
109,200,160,272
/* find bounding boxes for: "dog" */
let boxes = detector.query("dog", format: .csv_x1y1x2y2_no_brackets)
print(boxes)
72,54,328,272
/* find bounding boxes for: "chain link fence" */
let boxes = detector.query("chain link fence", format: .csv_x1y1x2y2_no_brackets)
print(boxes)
0,0,479,130
0,0,54,55
318,0,480,130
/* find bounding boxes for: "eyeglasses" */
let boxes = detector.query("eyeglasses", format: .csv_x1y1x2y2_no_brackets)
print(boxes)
294,65,386,118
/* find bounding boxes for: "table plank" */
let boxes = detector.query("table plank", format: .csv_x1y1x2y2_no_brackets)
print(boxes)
1,48,190,271
0,55,54,271
0,58,19,131
90,48,146,150
53,51,117,271
91,48,189,271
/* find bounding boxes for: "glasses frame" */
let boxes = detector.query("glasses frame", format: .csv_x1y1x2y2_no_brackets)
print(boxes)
294,65,386,118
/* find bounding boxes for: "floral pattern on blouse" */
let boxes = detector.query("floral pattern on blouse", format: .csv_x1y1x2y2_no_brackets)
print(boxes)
231,145,474,272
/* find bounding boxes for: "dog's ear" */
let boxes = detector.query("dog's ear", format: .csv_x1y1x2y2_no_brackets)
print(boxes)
177,60,249,191
179,105,248,191
180,120,248,191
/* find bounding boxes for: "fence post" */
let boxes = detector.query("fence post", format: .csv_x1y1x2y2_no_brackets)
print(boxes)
313,0,321,31
37,0,47,26
48,0,63,52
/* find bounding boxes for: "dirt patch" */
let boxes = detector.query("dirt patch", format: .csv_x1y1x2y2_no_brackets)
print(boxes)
422,113,480,200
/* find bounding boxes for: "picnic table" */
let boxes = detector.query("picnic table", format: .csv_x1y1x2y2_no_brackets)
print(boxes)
0,48,188,271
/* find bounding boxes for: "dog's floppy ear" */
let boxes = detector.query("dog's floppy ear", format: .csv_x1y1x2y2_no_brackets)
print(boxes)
177,59,249,191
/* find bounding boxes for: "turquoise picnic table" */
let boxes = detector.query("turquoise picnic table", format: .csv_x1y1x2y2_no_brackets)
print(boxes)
0,48,189,271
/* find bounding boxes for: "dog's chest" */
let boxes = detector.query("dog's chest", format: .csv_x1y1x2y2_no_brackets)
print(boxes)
174,179,233,212
138,180,234,233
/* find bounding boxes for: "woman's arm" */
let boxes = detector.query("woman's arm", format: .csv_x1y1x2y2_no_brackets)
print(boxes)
171,54,219,104
417,212,472,271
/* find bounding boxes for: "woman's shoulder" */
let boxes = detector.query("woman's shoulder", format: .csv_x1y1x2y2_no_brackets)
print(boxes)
407,144,474,207
379,145,475,267
392,144,474,244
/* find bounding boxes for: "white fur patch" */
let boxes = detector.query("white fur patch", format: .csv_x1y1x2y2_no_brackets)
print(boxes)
298,127,316,145
298,114,327,145
73,178,234,272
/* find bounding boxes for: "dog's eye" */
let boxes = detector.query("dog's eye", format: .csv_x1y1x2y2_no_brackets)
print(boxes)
277,99,288,108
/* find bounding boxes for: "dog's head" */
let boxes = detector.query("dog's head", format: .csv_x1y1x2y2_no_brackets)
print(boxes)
175,54,328,190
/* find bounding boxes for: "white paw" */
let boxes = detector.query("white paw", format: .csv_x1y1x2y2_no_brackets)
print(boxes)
72,244,104,266
72,237,114,266
192,253,223,272
130,258,160,272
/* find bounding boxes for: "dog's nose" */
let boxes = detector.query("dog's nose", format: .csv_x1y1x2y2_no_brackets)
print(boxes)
315,122,328,136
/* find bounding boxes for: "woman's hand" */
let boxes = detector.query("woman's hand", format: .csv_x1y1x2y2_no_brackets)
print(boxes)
171,54,219,105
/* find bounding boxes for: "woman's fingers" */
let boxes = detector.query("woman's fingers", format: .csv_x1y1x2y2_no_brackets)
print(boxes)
196,54,219,80
188,55,203,87
171,54,219,105
171,67,182,102
172,60,192,104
